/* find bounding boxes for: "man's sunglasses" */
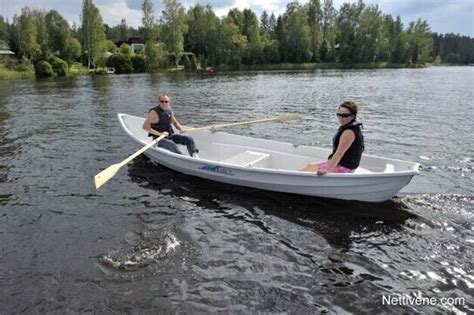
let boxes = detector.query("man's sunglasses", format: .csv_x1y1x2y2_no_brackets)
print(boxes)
336,113,352,118
160,100,169,103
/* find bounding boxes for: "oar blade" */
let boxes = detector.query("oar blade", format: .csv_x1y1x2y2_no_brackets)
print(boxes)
94,163,122,189
276,113,301,121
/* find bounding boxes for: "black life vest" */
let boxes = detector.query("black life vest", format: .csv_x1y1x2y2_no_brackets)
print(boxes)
328,120,364,169
149,106,174,138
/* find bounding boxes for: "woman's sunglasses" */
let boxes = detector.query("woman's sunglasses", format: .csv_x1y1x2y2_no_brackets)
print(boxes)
336,113,352,118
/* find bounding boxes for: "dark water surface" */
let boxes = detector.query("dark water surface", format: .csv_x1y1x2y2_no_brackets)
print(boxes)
0,67,473,313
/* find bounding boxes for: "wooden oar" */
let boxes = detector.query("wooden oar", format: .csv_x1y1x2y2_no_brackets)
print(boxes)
94,113,300,189
94,133,167,189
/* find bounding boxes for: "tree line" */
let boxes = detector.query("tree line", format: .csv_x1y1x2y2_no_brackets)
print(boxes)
431,33,474,64
0,0,473,76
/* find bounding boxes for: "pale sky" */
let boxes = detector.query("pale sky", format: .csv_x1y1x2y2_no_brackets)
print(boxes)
1,0,473,36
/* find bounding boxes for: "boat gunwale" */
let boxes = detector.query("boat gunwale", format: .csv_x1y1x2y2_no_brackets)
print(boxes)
118,113,421,179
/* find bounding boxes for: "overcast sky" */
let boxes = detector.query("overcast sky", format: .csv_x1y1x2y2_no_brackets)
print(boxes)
1,0,473,36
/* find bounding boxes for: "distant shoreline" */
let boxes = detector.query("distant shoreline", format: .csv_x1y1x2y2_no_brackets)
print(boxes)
2,62,471,81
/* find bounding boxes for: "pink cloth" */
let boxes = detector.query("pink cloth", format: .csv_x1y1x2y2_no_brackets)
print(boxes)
310,160,355,173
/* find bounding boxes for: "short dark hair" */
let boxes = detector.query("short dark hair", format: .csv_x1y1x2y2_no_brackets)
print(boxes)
339,101,358,116
159,92,169,101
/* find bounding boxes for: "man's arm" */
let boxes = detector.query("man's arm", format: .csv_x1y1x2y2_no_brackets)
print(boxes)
172,115,184,132
142,111,167,137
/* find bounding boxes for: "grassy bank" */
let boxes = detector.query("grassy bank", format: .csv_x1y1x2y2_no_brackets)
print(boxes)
0,62,89,81
68,63,89,76
0,65,35,80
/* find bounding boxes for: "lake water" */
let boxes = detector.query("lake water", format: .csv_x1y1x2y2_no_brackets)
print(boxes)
0,67,472,313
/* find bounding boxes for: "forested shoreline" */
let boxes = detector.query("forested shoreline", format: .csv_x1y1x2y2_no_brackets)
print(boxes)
1,0,473,79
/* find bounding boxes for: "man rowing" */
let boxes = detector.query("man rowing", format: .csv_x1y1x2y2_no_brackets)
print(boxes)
142,92,199,158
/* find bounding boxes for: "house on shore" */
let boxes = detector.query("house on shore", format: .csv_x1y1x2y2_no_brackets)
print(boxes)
0,50,16,62
117,37,145,54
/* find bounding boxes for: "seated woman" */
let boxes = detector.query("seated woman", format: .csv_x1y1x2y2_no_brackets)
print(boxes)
301,101,364,176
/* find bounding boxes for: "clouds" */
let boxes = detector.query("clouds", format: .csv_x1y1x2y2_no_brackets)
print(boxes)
369,0,474,35
1,0,473,36
212,0,287,17
96,0,142,26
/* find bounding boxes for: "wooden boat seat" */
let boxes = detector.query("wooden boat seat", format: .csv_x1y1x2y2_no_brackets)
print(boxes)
221,151,270,167
384,163,395,173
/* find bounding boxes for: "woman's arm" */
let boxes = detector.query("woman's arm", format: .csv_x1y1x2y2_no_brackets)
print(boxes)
318,130,355,175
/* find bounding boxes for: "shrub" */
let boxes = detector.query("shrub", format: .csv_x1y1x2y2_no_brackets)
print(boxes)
15,57,35,73
101,40,117,53
49,56,68,76
4,58,17,70
106,53,133,74
131,55,146,73
35,61,55,78
119,43,133,57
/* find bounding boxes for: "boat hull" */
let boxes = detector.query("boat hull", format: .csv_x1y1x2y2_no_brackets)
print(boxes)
119,114,419,202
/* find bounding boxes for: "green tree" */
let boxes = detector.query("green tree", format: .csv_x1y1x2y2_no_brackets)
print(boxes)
431,33,474,64
45,10,71,59
29,10,50,59
275,15,288,61
100,39,117,53
242,9,262,65
65,37,82,63
227,8,244,32
119,18,129,41
217,17,247,68
263,39,280,63
260,10,270,37
321,0,336,61
141,0,159,43
268,13,277,39
145,41,166,71
307,0,323,61
186,4,219,60
14,8,40,59
406,19,433,64
284,3,312,63
0,16,8,48
80,0,106,68
356,4,384,62
335,1,365,63
160,0,188,67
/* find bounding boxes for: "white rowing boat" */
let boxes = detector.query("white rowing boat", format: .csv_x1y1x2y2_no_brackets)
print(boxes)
118,113,420,202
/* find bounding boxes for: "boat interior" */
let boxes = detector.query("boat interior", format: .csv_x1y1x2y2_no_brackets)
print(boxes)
120,114,418,174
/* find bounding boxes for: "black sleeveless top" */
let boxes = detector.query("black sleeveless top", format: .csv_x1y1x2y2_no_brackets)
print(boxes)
148,106,173,138
328,120,364,169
